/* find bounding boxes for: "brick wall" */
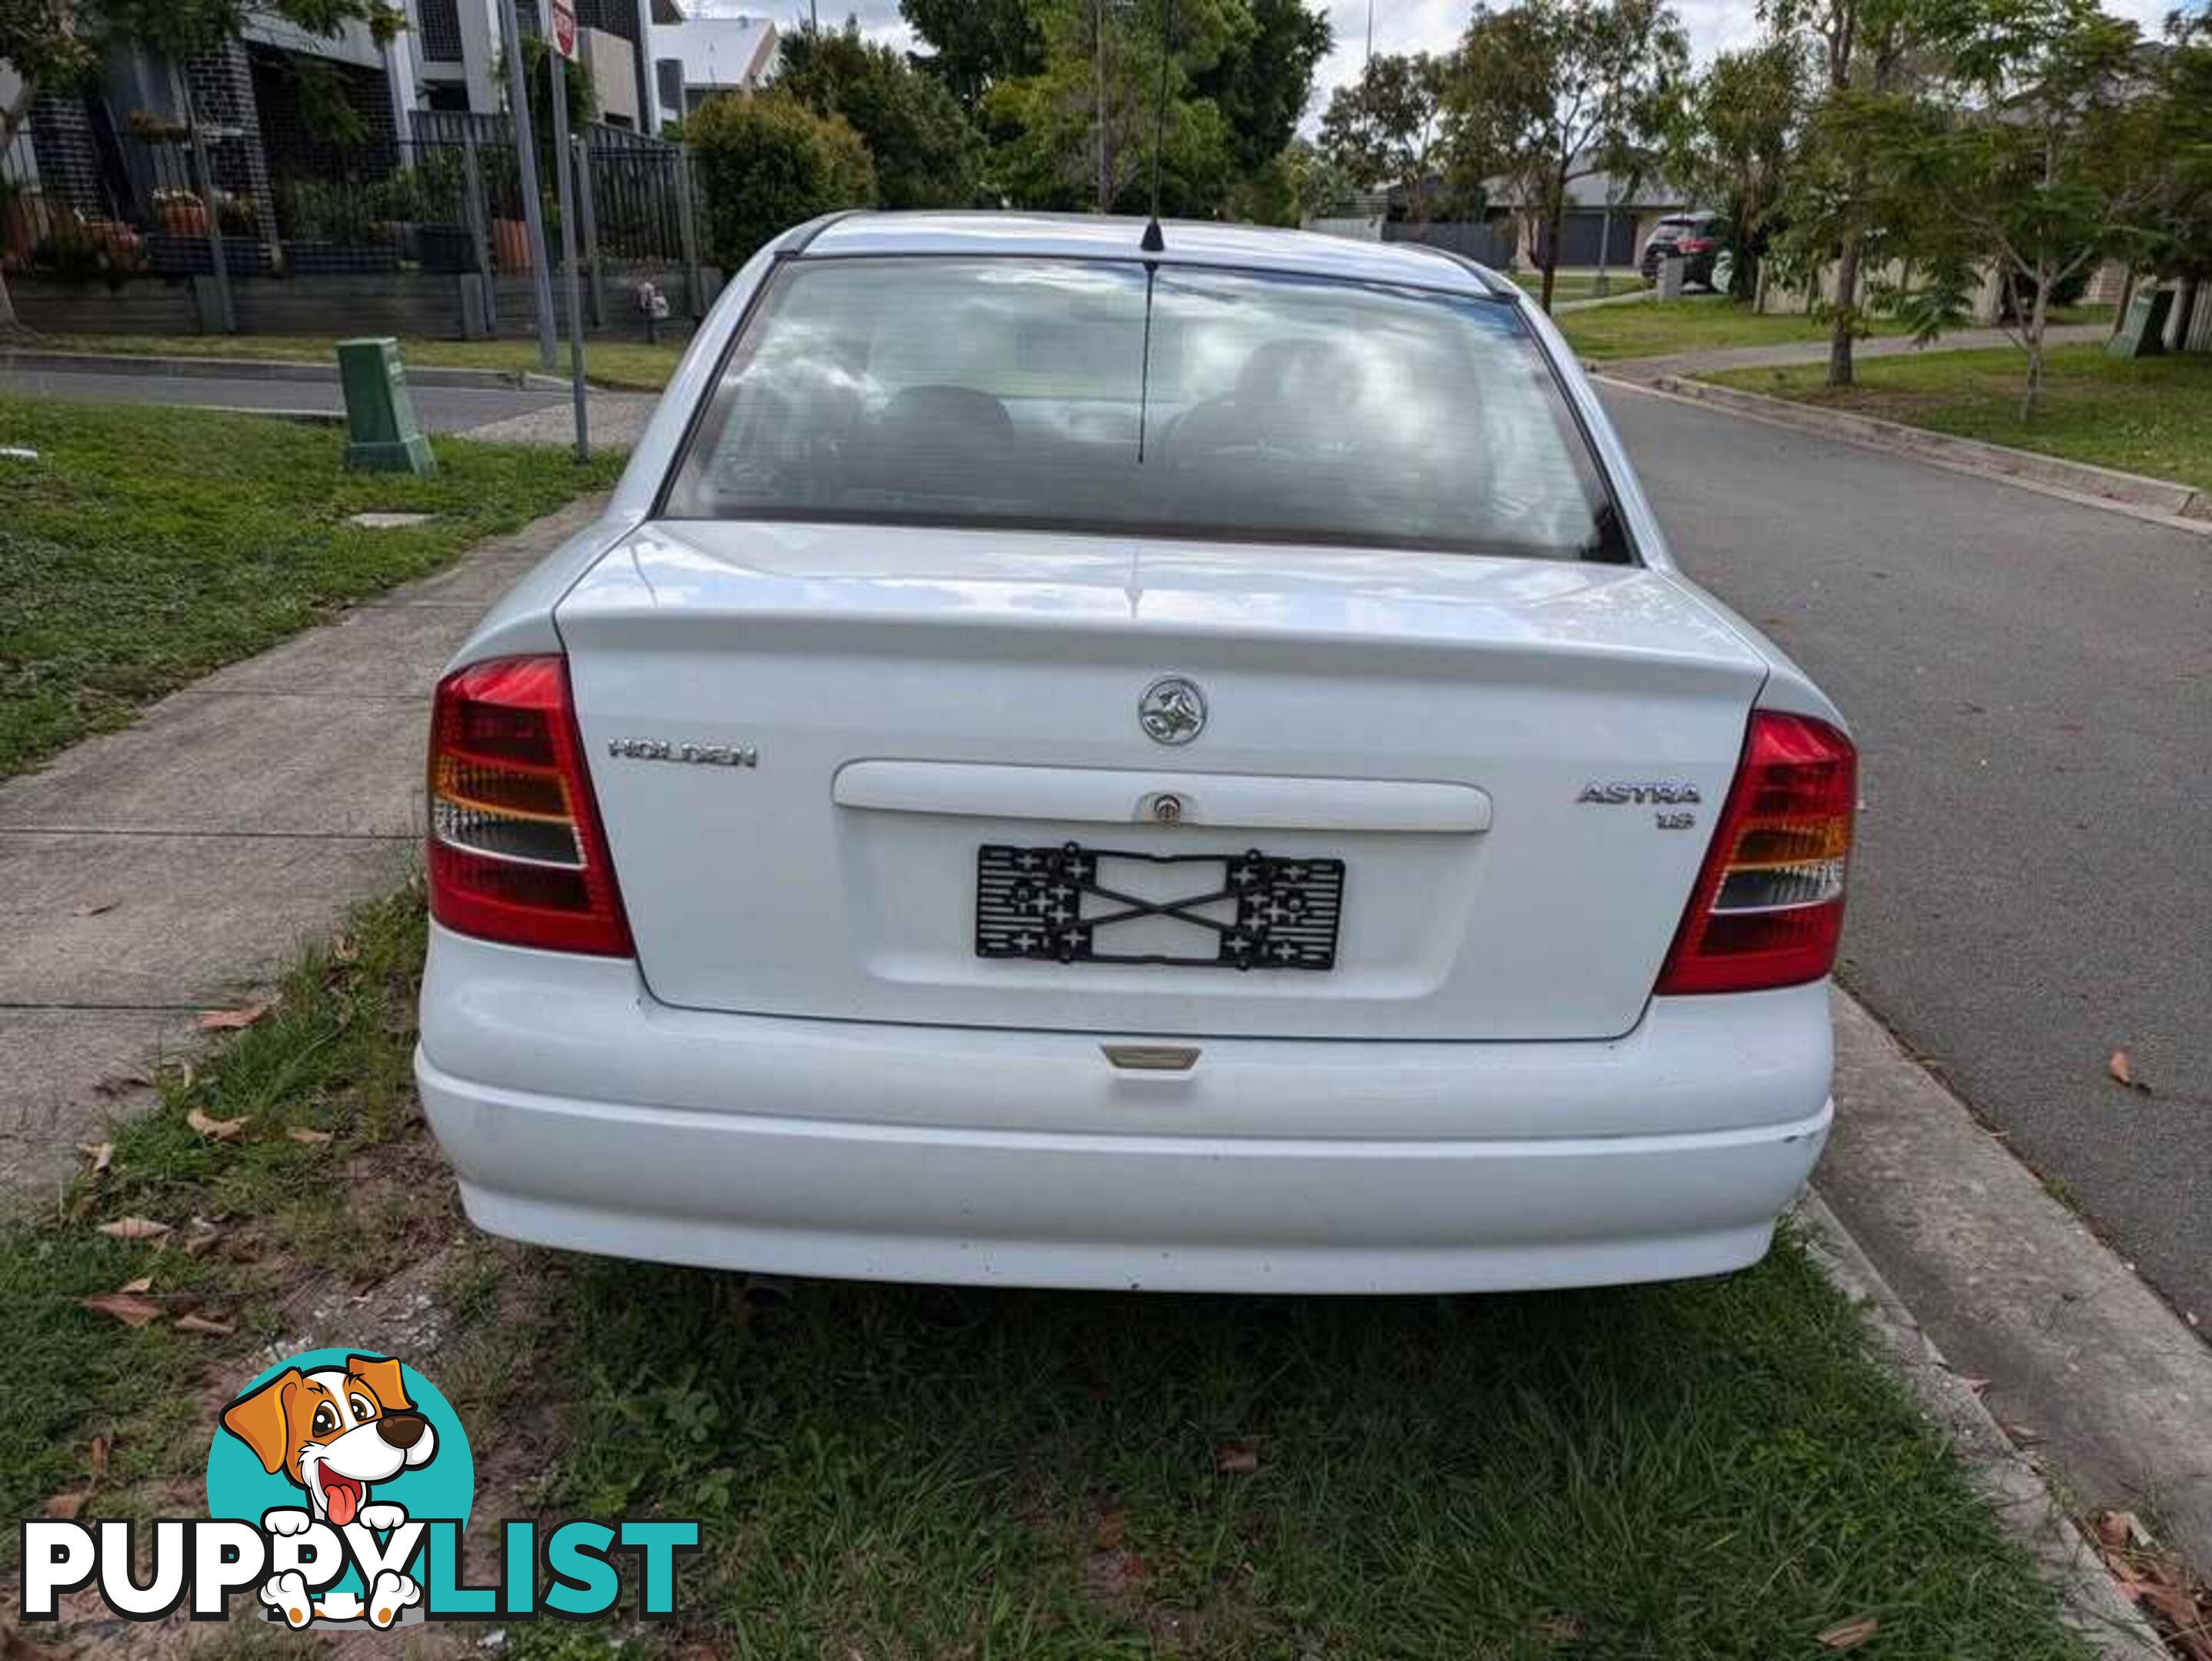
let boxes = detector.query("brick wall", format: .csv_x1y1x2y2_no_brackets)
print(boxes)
185,41,279,241
27,94,107,220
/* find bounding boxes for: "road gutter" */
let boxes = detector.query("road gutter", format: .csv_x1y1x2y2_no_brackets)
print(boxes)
1601,371,2211,538
1816,987,2212,1586
1797,1187,2168,1659
0,348,554,392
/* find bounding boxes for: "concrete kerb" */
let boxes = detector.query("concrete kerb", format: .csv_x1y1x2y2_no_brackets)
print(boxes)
1797,1189,2169,1660
0,348,540,392
1623,371,2210,527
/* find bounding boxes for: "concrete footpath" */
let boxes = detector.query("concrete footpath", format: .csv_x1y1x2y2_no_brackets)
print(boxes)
1600,320,2110,381
0,492,608,1210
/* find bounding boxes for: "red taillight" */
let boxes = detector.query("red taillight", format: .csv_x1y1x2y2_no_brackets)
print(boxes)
1656,711,1856,996
1678,237,1717,252
427,655,632,957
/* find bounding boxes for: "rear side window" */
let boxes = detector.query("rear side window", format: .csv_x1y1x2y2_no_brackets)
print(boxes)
664,256,1628,562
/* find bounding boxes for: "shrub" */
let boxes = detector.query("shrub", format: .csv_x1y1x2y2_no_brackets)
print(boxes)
685,90,875,268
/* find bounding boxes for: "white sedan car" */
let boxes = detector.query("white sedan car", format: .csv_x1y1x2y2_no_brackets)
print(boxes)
416,212,1852,1293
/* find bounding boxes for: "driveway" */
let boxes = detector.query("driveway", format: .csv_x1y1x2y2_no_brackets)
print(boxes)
1602,382,2212,1322
0,365,567,434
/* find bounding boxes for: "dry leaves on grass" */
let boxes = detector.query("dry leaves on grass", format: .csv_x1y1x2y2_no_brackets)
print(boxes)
89,1436,108,1478
1213,1446,1259,1475
78,1291,163,1327
173,1313,237,1337
77,1141,112,1173
2109,1049,2154,1094
2093,1510,2212,1660
185,1107,247,1142
39,1492,88,1520
285,1127,334,1146
95,1217,170,1242
197,1002,270,1032
1817,1616,1881,1650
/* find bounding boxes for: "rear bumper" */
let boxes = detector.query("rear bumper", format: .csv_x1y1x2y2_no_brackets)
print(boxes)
417,926,1833,1293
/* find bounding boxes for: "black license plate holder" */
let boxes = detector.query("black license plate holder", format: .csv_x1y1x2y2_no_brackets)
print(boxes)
975,842,1344,970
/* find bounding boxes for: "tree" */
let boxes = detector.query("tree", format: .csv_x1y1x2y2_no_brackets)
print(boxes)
981,0,1245,217
1661,36,1809,298
1281,133,1354,221
1914,0,2166,417
1318,52,1450,224
901,0,1046,110
2139,10,2212,342
0,0,401,329
685,90,876,268
779,19,981,208
1762,0,1944,385
1445,0,1689,312
1193,0,1331,180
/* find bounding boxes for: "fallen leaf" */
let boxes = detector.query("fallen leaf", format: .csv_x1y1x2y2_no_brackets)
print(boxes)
92,1073,148,1098
2096,1510,2148,1549
1091,1510,1127,1551
285,1127,334,1146
78,1141,112,1173
96,1217,171,1242
197,1003,269,1032
182,1221,225,1258
116,1277,152,1295
75,900,117,917
185,1107,247,1142
2108,1049,2153,1093
1214,1446,1259,1475
41,1491,88,1520
78,1291,163,1327
174,1313,237,1337
1817,1616,1880,1650
90,1435,108,1477
329,934,359,965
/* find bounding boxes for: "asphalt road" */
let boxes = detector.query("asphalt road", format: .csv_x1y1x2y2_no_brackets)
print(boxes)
1602,383,2212,1319
0,367,566,434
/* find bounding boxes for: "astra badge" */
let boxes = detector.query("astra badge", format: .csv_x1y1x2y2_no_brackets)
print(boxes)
1138,677,1207,746
1577,781,1702,804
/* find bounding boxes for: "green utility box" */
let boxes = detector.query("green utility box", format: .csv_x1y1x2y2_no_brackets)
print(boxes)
336,337,436,474
2107,288,2172,359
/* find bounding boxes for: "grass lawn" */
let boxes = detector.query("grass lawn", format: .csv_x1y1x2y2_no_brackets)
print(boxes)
1705,343,2212,494
0,880,2094,1658
1558,299,1900,361
16,330,686,392
0,396,624,778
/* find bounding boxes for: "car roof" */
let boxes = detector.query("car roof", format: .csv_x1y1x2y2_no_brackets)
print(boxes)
795,211,1515,299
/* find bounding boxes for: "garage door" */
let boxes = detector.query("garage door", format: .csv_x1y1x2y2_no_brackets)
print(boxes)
1540,211,1639,268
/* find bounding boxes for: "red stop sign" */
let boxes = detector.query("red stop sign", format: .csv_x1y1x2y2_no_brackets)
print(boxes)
550,0,578,58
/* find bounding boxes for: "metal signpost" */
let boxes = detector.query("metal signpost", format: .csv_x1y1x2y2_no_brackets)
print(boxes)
498,0,558,371
548,0,591,461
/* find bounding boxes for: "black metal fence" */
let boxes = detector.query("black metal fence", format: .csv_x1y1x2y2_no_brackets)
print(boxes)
8,111,697,286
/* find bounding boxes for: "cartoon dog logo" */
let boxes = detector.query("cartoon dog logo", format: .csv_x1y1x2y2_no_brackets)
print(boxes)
219,1353,435,1628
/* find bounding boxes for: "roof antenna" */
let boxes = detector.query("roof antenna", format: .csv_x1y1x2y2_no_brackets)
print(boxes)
1141,0,1175,253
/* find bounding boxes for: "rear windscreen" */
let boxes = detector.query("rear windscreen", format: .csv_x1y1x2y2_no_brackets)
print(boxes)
663,256,1628,562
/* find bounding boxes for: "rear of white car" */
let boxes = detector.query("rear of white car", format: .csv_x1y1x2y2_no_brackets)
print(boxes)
415,213,1851,1293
